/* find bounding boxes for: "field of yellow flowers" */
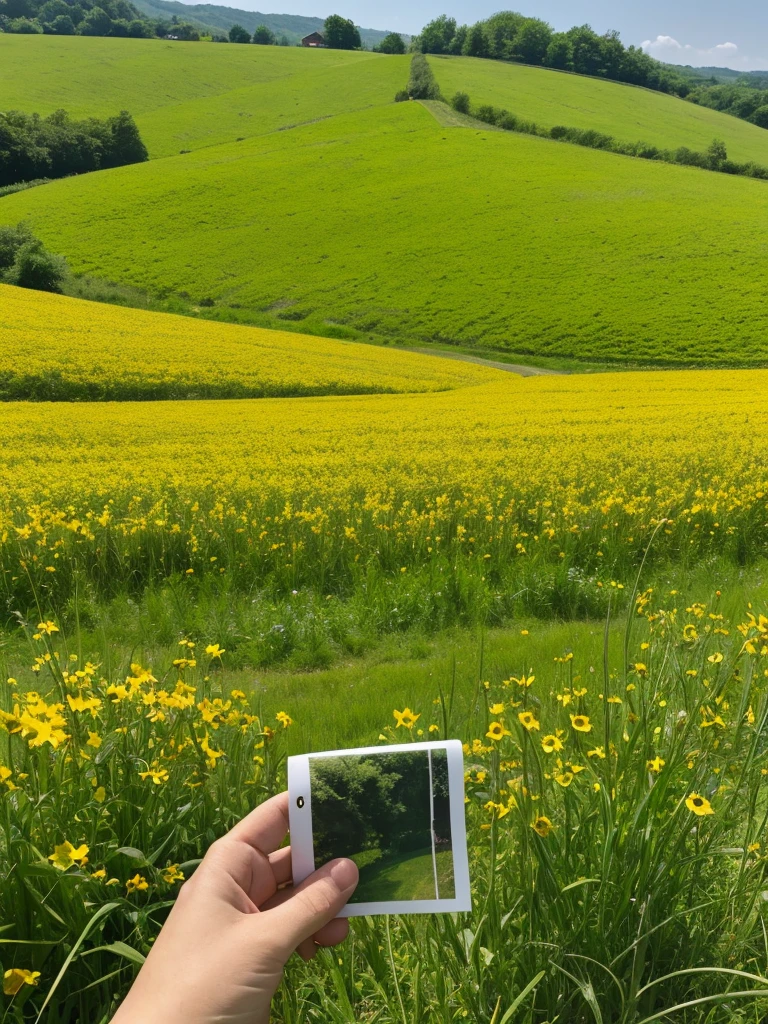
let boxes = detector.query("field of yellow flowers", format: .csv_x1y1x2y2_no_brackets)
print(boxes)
0,285,493,401
2,367,768,644
4,587,768,1021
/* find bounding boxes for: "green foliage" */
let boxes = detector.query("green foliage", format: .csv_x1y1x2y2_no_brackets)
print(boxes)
428,56,768,166
324,13,360,51
688,80,768,131
450,90,470,114
252,23,274,45
227,21,249,43
414,11,691,97
407,52,442,100
375,31,405,55
0,222,66,291
0,108,148,187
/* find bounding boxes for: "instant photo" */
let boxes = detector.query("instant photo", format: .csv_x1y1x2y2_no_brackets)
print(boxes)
288,740,470,916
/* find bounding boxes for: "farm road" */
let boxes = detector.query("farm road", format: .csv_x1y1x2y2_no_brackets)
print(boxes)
406,347,565,377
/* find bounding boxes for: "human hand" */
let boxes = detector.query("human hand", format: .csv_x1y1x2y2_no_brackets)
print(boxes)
111,792,358,1024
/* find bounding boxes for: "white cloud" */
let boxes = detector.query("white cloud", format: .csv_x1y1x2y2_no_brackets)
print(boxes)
640,35,766,70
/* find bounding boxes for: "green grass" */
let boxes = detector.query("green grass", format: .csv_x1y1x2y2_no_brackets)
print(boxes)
6,101,768,364
428,55,768,167
0,34,407,157
352,846,456,903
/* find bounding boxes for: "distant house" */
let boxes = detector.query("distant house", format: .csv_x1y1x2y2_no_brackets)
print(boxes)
301,31,325,47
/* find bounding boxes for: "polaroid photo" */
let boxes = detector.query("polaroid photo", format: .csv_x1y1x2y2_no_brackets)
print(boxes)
288,739,471,917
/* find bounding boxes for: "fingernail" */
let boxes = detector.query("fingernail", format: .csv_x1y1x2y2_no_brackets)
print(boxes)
330,858,359,891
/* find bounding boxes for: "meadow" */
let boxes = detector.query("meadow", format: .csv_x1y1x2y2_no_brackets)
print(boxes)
428,56,768,166
4,578,768,1021
0,284,493,400
0,36,407,158
5,101,768,365
4,30,768,1024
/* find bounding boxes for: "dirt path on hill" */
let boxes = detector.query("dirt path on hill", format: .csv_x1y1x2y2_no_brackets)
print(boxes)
405,347,566,377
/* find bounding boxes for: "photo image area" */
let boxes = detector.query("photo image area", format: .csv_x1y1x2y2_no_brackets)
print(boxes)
309,747,455,905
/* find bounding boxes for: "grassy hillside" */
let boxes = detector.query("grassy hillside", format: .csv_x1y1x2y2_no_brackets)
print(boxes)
5,100,767,365
0,284,494,400
0,35,406,156
428,55,768,167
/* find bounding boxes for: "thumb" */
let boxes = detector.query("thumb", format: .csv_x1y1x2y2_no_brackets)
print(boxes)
267,858,358,956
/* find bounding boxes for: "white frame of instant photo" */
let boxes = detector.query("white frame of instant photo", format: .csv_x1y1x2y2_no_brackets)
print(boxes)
288,739,471,917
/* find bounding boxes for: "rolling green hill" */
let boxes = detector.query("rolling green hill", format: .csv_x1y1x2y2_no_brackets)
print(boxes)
0,35,406,158
4,100,767,366
428,56,768,166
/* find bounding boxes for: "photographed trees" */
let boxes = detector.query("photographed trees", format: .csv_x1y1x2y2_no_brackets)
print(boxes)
323,14,361,51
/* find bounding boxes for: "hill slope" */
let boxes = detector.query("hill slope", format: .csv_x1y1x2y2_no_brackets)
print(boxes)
428,56,768,166
3,101,767,366
0,284,496,400
0,36,406,157
130,0,395,47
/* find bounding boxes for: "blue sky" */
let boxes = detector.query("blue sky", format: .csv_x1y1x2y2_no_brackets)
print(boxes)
223,1,768,70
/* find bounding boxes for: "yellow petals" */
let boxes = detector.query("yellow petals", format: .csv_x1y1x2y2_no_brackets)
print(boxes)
48,840,89,871
3,968,41,996
686,793,714,816
570,714,592,733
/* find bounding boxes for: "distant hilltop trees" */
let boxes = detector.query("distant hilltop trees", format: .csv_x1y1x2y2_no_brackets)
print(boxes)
0,0,202,39
412,13,694,96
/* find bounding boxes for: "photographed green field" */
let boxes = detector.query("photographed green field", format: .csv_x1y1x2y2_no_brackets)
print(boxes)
0,35,406,157
428,55,768,166
6,101,768,364
353,847,456,903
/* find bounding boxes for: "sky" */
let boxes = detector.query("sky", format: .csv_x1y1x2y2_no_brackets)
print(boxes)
216,0,768,71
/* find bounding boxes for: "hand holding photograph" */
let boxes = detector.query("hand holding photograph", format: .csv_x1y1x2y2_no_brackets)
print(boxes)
288,740,471,916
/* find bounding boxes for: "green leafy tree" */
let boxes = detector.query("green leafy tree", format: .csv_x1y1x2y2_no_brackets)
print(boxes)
375,31,405,54
228,22,250,43
323,14,360,50
8,16,42,30
104,110,148,168
544,33,573,69
750,105,768,129
127,17,150,36
79,5,112,34
707,138,728,168
463,22,488,58
49,12,74,32
1,228,67,293
252,24,275,44
415,14,455,54
451,91,470,114
513,17,552,63
0,223,33,272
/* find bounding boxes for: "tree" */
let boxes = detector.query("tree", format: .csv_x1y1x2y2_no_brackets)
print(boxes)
451,91,470,114
0,223,33,272
375,31,405,54
707,138,727,168
127,17,150,37
463,22,488,58
79,6,112,34
252,24,275,44
48,12,74,32
513,18,552,64
228,22,250,43
416,14,455,54
751,106,768,129
8,240,66,292
544,33,573,70
104,111,148,167
323,14,360,50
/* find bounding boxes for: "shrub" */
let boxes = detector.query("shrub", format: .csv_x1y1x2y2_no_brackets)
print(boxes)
0,223,67,293
375,31,405,54
475,105,498,125
394,89,409,103
252,24,275,44
451,91,470,114
228,23,250,43
406,53,442,100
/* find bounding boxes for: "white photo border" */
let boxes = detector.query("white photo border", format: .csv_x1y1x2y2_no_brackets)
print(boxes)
288,739,471,917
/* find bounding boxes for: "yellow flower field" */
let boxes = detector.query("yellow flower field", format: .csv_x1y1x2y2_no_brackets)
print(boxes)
1,368,767,612
0,284,494,400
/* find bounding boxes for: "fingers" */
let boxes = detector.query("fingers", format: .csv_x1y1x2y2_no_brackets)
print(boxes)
227,791,290,856
268,846,293,888
296,918,350,961
263,858,358,958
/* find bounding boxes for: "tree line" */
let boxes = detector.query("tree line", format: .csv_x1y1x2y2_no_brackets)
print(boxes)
0,0,201,39
448,89,768,181
687,81,768,130
413,13,694,97
0,109,148,188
